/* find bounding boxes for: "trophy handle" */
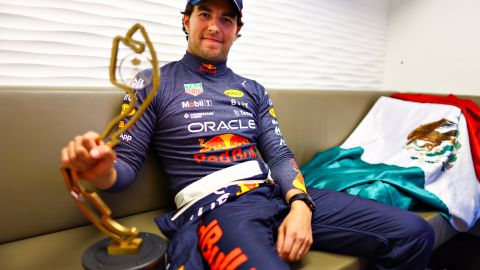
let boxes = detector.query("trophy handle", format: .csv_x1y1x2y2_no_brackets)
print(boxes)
61,23,160,255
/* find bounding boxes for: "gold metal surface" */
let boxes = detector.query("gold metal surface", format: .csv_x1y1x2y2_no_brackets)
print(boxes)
61,23,160,255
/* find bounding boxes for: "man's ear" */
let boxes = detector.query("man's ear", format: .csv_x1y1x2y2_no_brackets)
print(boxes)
183,15,190,34
235,25,242,38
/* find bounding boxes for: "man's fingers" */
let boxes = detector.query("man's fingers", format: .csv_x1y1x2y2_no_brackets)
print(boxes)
64,141,90,171
276,220,313,262
61,131,116,184
81,134,100,153
276,225,285,255
67,140,75,160
294,237,312,261
282,230,305,261
84,131,100,140
61,147,69,166
280,229,295,260
288,236,303,261
91,144,115,161
74,136,90,157
67,140,85,169
74,136,95,166
63,131,103,171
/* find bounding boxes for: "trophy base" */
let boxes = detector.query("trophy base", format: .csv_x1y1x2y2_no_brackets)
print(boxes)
82,232,167,270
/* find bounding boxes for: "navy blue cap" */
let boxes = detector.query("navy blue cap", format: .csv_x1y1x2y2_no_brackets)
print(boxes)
188,0,243,17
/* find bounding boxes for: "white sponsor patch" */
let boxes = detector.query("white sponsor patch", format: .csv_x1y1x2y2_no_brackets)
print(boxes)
188,119,256,133
181,100,213,109
120,133,132,142
184,112,214,119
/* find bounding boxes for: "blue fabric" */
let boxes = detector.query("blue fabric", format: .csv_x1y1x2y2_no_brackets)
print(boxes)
156,185,435,270
308,187,434,270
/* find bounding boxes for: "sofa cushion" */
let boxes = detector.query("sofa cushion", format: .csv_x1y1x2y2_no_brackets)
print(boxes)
0,209,367,270
0,210,454,270
0,210,167,270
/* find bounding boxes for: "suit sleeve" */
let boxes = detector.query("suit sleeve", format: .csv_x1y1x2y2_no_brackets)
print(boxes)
254,83,308,198
104,70,158,192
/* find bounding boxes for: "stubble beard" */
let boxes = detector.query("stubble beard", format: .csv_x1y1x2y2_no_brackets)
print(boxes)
188,36,231,62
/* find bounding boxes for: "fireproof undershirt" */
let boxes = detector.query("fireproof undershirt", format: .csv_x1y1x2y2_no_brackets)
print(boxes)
109,52,306,198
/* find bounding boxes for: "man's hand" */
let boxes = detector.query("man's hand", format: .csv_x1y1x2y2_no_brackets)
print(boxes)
61,131,117,190
276,198,313,261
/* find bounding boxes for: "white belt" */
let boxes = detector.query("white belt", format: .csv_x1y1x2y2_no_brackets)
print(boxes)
172,160,268,221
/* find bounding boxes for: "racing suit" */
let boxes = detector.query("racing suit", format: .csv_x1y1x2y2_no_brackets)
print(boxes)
109,52,435,270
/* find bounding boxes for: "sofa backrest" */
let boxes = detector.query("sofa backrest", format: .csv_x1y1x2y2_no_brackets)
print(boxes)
0,87,172,243
269,90,389,165
1,86,478,244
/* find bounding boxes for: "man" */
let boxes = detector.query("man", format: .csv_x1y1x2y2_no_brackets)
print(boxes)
61,0,435,269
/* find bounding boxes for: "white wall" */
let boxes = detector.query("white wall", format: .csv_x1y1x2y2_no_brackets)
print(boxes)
0,0,389,90
383,0,480,96
230,0,389,89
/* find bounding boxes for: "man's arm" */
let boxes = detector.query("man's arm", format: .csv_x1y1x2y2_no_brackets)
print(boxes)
61,70,158,192
271,160,314,262
253,83,313,261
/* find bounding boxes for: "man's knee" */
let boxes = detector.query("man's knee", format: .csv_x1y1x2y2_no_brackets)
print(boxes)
406,214,435,248
396,213,435,265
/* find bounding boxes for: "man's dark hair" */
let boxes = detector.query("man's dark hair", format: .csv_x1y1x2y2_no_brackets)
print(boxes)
181,3,243,41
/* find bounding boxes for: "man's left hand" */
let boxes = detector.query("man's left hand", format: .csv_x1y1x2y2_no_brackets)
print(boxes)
276,200,313,261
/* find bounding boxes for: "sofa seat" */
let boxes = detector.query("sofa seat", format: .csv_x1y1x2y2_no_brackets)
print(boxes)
0,210,167,270
1,208,365,270
0,209,455,270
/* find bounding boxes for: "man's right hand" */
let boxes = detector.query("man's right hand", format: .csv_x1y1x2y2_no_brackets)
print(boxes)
61,131,117,190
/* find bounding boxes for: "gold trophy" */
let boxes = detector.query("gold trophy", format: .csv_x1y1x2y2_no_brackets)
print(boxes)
61,23,165,270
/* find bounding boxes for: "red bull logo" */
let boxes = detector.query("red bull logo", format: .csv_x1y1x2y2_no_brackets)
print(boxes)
194,134,257,163
200,63,217,75
236,183,260,196
199,134,248,152
198,219,250,270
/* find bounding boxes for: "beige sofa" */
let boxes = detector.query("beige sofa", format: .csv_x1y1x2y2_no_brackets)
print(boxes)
1,86,478,270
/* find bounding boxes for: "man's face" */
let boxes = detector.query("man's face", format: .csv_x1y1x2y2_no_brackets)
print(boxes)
183,0,242,62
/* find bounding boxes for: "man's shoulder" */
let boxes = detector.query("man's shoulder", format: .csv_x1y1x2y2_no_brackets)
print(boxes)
160,59,182,74
229,71,264,90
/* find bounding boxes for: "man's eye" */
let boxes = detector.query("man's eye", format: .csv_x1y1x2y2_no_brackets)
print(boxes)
222,17,233,24
199,12,209,18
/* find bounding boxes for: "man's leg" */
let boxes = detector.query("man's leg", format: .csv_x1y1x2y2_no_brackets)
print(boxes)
308,187,434,270
199,185,289,270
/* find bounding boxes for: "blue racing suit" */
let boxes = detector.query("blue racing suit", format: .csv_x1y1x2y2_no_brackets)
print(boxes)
110,51,304,198
109,52,435,270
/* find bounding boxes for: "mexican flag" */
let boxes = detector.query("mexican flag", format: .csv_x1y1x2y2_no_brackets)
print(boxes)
302,96,480,231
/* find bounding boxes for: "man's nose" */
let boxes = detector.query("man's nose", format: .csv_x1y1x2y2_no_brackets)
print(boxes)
207,18,220,33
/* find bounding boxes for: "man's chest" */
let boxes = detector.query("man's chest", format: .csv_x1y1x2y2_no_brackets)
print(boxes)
157,78,259,142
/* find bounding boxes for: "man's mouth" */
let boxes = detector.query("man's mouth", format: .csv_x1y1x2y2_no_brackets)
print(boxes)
202,37,222,44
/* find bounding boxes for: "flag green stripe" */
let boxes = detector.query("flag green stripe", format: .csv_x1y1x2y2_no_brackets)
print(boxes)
301,146,450,216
